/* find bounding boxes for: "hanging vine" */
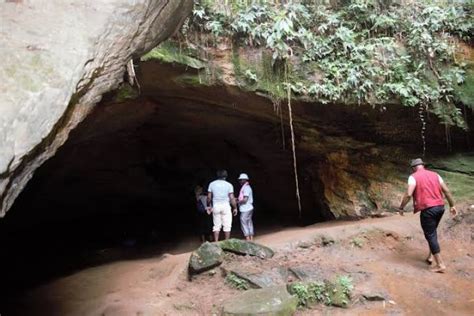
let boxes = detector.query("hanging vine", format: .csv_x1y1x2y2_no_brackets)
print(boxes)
419,102,427,157
272,98,286,150
285,61,302,218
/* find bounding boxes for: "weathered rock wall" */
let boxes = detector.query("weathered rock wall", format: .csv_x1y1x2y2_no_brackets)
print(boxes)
0,0,193,217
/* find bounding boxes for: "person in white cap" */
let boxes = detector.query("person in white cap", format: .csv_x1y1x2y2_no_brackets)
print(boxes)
237,173,254,241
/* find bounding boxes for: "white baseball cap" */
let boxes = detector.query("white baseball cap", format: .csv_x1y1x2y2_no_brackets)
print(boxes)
238,173,249,180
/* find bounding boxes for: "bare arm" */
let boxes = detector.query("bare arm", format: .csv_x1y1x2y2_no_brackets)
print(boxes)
229,193,237,215
238,196,249,205
207,192,212,207
440,181,457,216
399,183,416,215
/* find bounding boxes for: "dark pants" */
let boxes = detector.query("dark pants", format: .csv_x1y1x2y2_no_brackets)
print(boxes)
420,205,445,254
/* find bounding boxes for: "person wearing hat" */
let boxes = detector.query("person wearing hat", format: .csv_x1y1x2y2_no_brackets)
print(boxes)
208,170,238,241
399,158,457,273
237,173,254,241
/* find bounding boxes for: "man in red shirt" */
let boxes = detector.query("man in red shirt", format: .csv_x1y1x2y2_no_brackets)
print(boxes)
399,158,457,273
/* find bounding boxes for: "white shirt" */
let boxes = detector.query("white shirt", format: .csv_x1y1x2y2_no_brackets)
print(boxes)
208,179,234,204
239,184,254,212
408,174,444,186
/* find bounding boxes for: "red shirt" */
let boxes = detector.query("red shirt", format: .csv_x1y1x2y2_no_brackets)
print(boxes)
412,169,444,213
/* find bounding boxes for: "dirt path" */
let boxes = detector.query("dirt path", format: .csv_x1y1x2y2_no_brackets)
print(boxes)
4,212,473,315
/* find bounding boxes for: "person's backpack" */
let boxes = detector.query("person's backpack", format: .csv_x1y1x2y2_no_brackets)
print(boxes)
197,198,207,213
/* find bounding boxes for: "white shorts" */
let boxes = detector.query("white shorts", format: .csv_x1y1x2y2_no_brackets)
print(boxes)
212,202,232,232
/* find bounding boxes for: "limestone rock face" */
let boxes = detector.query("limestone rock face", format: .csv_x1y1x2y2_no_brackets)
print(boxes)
189,242,224,274
0,0,193,217
222,285,298,316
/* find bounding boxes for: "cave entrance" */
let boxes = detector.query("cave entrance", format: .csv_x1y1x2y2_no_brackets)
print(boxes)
0,63,331,302
0,79,332,296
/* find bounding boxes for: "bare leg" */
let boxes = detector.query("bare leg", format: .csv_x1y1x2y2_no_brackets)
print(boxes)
249,235,254,241
431,253,446,273
213,231,219,242
224,232,231,240
426,252,433,265
245,236,250,241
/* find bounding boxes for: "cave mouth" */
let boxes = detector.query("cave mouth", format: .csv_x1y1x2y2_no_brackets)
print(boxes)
0,86,332,297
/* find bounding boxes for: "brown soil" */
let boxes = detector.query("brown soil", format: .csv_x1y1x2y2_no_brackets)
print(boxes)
6,211,474,316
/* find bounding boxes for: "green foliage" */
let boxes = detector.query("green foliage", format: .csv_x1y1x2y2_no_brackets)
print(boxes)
290,282,311,307
288,281,329,307
225,273,250,290
244,69,258,82
337,275,354,296
176,0,473,128
455,68,474,109
141,42,205,69
288,276,353,308
114,83,139,102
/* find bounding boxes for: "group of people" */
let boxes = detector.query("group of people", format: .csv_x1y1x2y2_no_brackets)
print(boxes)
193,159,457,273
195,170,254,242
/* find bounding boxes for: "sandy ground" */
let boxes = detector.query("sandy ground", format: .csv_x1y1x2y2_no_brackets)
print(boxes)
2,210,473,316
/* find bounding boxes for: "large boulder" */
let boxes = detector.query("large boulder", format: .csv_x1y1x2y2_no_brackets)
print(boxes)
219,239,274,259
188,242,224,275
0,0,192,217
222,285,298,316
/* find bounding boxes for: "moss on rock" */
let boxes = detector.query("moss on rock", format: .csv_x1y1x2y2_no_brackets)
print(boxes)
188,242,224,275
141,41,206,69
219,238,274,259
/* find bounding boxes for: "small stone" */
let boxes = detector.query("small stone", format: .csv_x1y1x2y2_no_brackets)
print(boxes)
297,241,312,249
388,300,396,305
321,235,335,246
363,293,386,301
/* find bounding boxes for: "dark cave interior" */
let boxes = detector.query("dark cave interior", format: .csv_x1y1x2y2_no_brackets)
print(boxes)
0,90,330,301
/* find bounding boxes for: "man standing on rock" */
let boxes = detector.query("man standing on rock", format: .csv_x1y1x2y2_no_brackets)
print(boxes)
398,158,457,273
208,170,238,241
237,173,254,241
